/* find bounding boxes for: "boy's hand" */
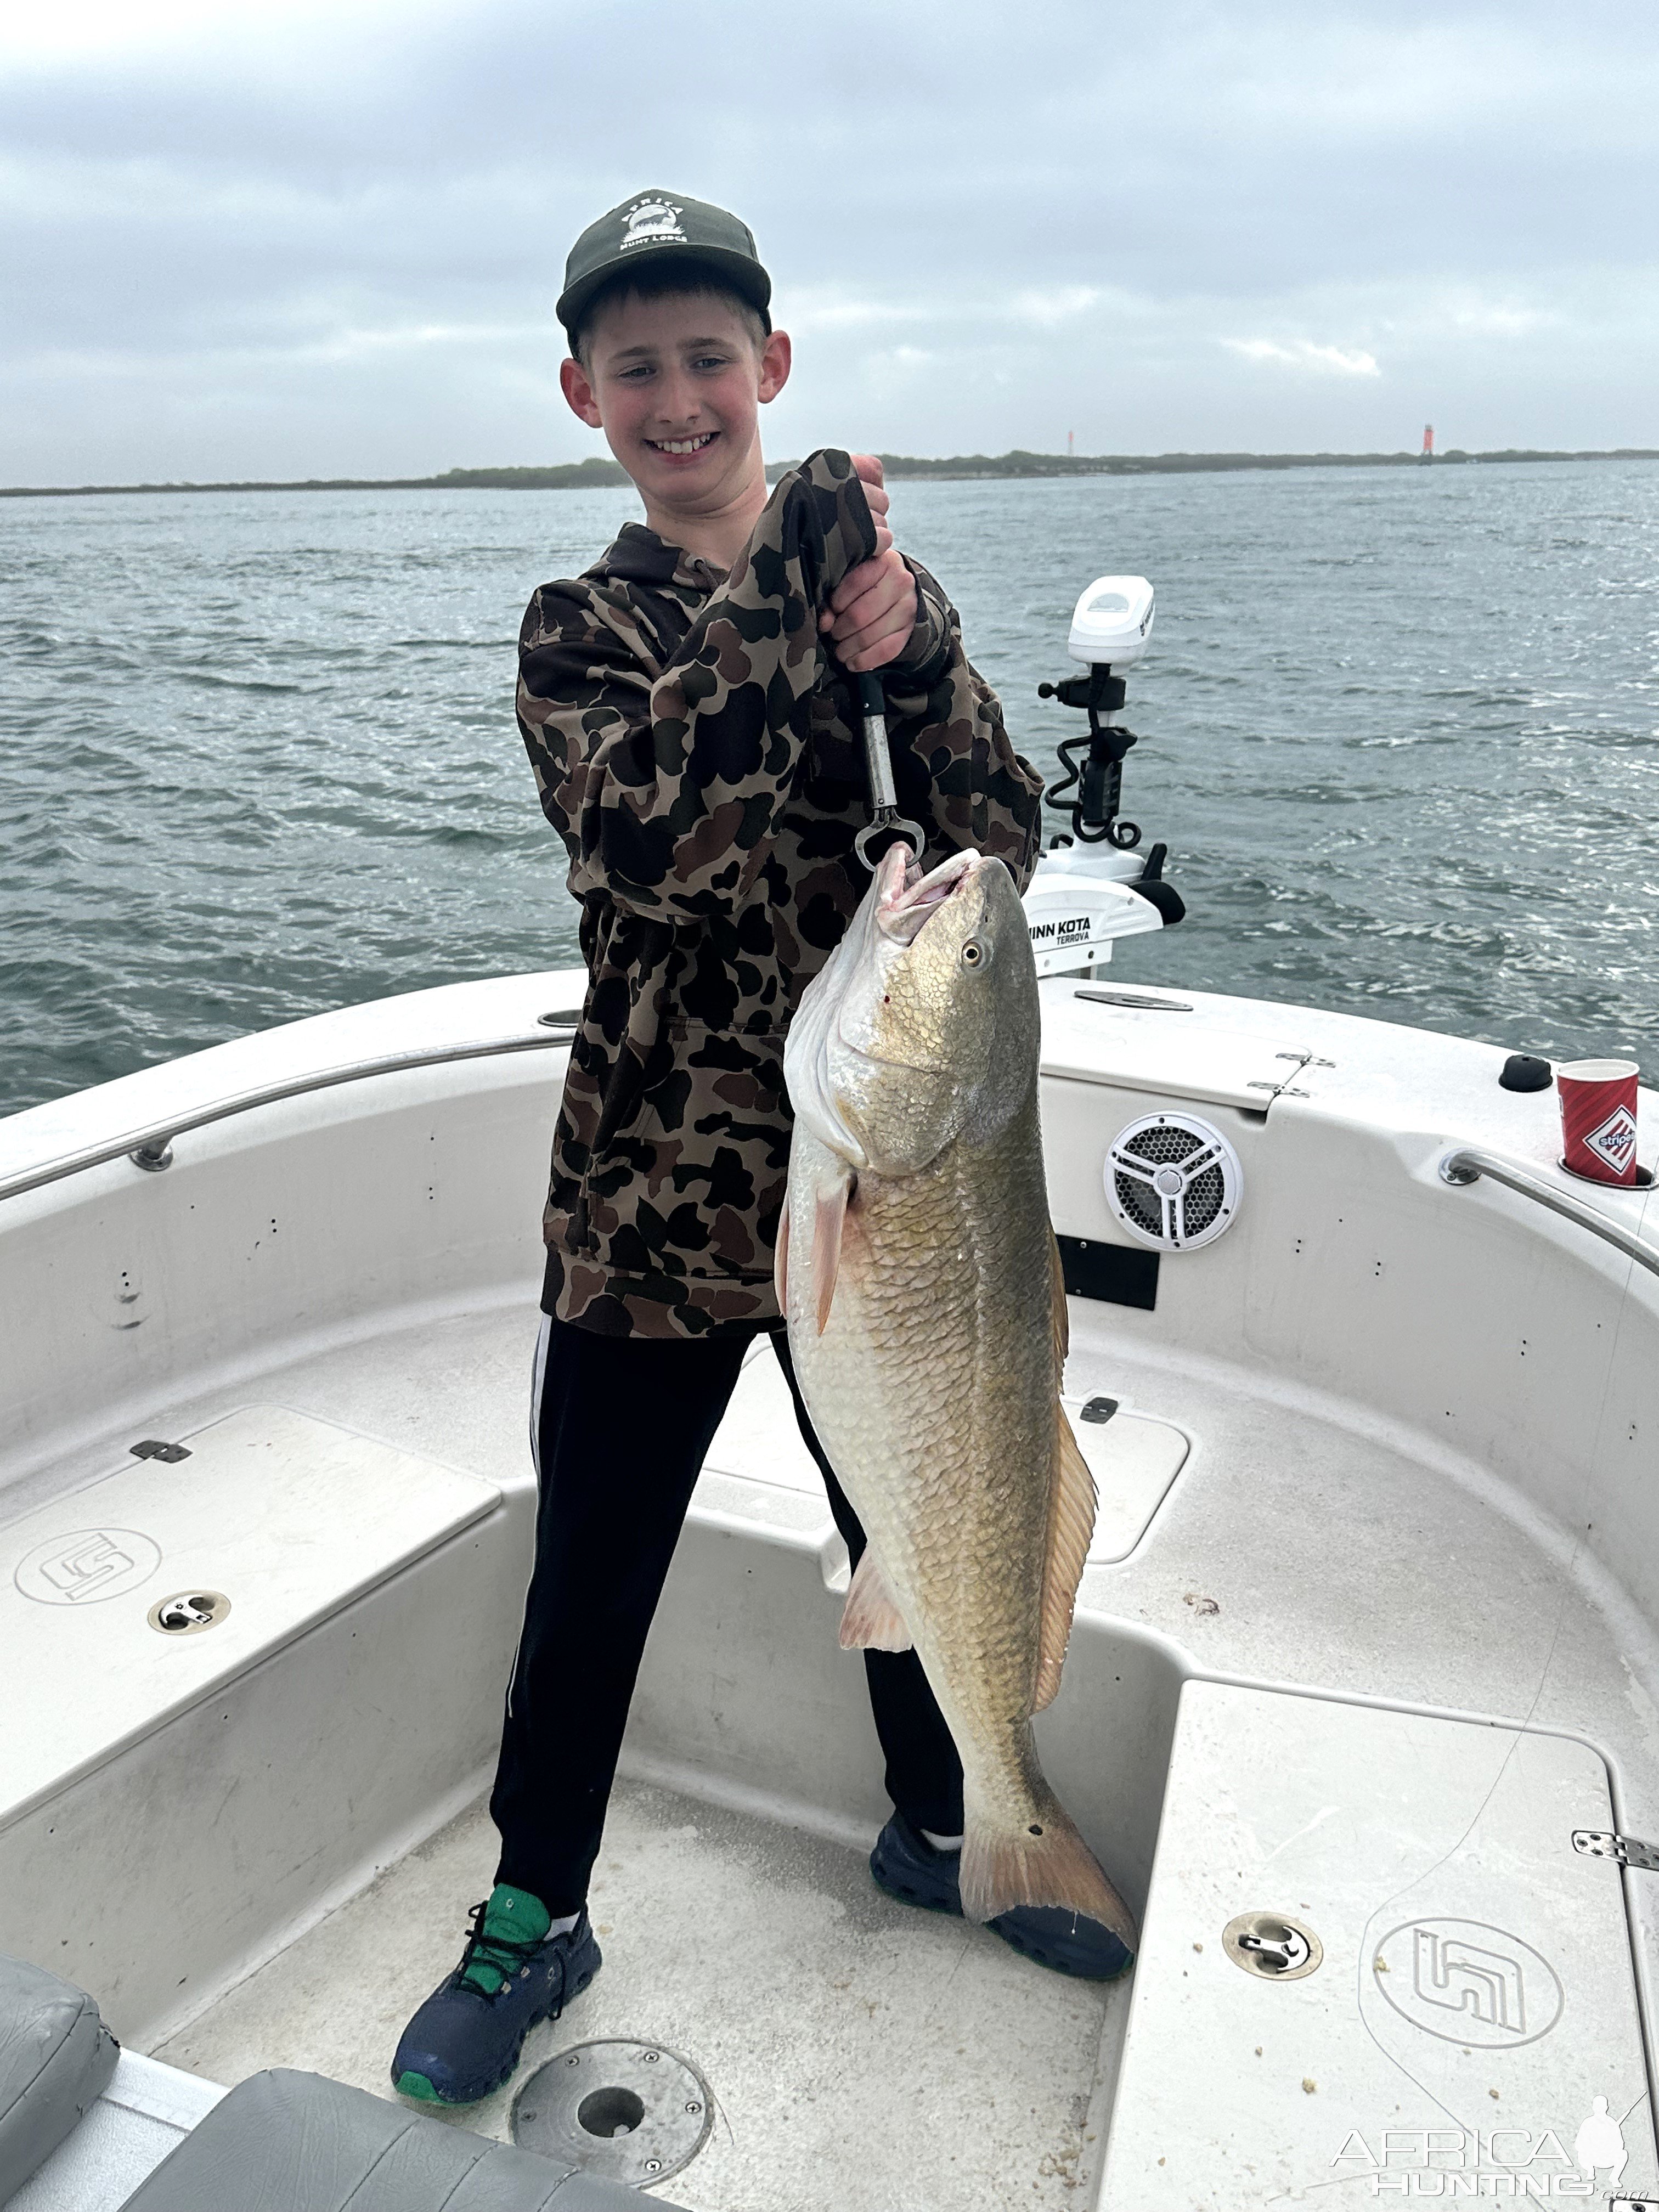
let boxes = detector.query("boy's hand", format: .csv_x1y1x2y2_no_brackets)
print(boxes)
821,455,918,672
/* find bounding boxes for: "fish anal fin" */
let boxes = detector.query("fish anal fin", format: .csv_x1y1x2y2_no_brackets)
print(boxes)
960,1801,1138,1950
812,1173,853,1335
1032,1407,1097,1712
838,1545,912,1652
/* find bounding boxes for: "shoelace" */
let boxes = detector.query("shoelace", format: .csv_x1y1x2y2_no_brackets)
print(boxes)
455,1899,567,2002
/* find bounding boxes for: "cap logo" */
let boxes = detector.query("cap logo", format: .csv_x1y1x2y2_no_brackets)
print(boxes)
619,197,686,250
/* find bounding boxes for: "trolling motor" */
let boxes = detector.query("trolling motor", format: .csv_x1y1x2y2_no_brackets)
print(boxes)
1021,575,1186,976
1042,576,1155,849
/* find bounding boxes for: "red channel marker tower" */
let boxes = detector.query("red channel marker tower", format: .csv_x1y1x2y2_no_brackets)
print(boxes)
1421,423,1435,462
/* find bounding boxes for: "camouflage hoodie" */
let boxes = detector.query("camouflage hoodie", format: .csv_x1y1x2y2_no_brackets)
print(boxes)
517,447,1044,1338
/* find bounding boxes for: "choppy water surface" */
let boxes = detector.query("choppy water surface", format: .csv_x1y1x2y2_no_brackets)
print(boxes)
2,462,1657,1118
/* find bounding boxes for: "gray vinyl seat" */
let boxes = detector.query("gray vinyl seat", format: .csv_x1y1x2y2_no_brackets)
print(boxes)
0,1954,120,2206
114,2068,688,2211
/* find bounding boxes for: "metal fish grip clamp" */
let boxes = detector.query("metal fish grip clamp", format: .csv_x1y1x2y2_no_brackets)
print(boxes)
851,672,926,871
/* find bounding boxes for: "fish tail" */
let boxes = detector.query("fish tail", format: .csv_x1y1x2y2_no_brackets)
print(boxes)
960,1797,1139,1951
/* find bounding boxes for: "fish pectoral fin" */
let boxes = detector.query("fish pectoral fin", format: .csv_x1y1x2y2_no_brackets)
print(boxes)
1032,1408,1098,1712
838,1545,913,1652
812,1172,854,1335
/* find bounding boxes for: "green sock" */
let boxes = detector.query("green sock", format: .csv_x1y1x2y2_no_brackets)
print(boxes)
460,1883,553,1995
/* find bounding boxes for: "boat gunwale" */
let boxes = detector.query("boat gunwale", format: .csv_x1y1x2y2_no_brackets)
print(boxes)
0,1027,577,1206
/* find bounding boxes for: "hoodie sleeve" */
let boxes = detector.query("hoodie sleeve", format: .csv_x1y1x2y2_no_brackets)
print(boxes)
879,560,1046,892
517,448,878,921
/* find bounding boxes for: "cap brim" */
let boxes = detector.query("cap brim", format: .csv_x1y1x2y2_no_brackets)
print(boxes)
557,244,772,340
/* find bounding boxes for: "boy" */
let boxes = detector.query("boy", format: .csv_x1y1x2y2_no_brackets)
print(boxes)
391,191,1130,2111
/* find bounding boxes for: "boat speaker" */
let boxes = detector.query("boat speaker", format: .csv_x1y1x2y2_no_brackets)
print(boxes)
1105,1113,1242,1251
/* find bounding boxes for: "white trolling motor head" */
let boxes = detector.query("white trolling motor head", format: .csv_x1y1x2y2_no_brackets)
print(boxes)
1067,575,1155,668
1021,572,1183,977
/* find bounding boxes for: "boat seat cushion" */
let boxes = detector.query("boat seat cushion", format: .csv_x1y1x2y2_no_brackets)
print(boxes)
115,2067,685,2211
0,1953,120,2207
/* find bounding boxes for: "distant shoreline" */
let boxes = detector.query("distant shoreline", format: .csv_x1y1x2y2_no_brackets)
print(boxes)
4,445,1657,499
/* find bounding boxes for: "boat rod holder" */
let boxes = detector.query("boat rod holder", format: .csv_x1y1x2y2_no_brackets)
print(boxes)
1040,664,1142,850
852,671,926,872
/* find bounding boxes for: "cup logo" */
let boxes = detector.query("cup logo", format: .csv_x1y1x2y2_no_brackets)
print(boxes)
1584,1104,1638,1176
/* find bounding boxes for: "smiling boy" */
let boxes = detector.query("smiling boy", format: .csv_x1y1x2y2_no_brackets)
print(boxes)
391,191,1127,2113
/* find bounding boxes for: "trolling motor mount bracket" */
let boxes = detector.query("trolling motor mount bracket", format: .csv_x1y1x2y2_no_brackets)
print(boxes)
1041,665,1143,850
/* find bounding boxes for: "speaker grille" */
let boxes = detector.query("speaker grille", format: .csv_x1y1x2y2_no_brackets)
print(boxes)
1105,1113,1243,1251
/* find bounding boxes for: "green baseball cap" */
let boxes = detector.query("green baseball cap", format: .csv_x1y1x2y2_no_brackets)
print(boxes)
556,190,772,340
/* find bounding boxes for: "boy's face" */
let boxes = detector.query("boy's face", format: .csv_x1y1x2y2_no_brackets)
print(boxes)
560,290,791,521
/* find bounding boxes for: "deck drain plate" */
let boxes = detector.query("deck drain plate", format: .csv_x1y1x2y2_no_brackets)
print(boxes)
1222,1910,1322,1982
146,1590,230,1634
511,2039,712,2187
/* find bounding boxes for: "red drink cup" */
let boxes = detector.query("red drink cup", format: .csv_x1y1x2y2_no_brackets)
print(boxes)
1558,1058,1641,1185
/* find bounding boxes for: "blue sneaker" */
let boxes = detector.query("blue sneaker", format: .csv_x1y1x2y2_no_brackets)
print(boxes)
869,1814,1134,1982
392,1884,601,2106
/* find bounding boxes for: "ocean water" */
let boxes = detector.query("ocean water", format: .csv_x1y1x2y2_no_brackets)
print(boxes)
2,461,1656,1121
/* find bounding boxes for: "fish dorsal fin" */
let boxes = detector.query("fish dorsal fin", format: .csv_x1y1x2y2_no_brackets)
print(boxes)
1033,1231,1092,1712
1049,1228,1071,1373
1033,1408,1097,1712
813,1173,854,1335
839,1545,913,1652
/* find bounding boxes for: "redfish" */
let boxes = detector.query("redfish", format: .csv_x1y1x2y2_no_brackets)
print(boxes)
781,843,1135,1943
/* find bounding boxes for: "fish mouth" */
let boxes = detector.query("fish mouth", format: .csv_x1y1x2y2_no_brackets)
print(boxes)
828,842,986,1085
787,845,990,1169
875,844,981,945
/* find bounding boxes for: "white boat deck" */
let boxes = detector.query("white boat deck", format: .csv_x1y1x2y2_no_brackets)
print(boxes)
5,969,1658,2204
17,1288,1650,1818
150,1778,1124,2212
9,1288,1657,2205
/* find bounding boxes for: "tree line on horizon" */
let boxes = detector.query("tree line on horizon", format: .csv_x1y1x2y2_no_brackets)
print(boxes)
5,447,1658,498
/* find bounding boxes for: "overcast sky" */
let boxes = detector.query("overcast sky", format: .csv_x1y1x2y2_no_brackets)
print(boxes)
2,0,1655,484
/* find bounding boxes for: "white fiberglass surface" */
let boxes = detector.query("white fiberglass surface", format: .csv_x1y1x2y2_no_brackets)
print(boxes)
1059,1295,1659,2196
696,1339,1189,1570
7,973,1659,2203
7,1272,1652,1850
151,1780,1126,2212
0,1278,1647,2200
1103,1686,1654,2203
11,2056,226,2212
0,1407,498,1822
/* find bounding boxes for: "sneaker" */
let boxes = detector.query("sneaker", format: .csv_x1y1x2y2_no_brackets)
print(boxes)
392,1884,601,2106
869,1813,1135,1982
868,1812,963,1916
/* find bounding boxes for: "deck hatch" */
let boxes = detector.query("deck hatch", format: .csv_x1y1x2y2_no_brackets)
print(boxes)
0,1404,499,1830
697,1350,1189,1568
1100,1681,1655,2205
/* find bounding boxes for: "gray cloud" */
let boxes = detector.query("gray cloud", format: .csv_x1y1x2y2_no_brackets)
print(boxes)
2,0,1655,481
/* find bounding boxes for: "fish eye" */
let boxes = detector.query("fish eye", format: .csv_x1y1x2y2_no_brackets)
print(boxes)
961,939,984,968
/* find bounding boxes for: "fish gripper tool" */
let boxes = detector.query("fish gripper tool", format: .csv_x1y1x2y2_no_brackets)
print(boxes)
852,671,927,872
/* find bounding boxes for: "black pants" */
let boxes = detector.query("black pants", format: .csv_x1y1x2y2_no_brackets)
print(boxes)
489,1316,964,1915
